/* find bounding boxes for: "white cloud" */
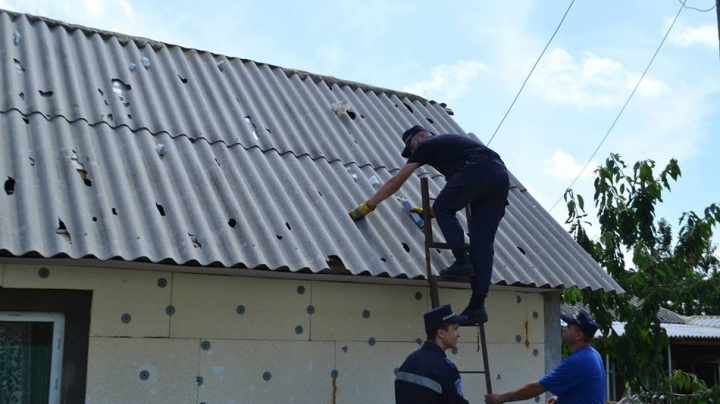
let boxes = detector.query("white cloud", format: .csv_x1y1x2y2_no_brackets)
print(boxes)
669,22,717,48
544,149,598,181
529,48,670,108
403,60,489,100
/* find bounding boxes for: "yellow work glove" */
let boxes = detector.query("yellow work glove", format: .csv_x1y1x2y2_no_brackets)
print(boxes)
349,200,375,221
410,206,435,218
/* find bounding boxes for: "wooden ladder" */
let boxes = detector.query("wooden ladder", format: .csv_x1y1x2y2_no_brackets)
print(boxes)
420,177,493,395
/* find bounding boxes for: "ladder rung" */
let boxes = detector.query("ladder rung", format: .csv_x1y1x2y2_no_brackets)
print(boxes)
427,241,452,249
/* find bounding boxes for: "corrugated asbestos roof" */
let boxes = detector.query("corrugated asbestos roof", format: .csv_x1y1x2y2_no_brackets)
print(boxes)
0,9,623,292
562,302,686,324
687,316,720,328
612,322,720,340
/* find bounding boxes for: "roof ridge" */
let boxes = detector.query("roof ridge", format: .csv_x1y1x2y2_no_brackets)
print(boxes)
1,8,441,107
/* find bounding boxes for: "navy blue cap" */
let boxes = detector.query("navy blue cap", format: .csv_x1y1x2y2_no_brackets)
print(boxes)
561,309,599,338
401,125,431,158
424,304,468,330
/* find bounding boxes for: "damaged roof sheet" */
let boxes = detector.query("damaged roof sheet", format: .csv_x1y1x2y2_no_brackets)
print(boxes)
0,9,622,293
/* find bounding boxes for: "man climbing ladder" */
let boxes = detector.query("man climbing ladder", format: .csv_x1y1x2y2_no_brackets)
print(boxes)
349,125,510,324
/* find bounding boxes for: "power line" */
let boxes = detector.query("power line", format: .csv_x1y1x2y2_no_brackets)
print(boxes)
486,0,576,146
548,2,685,213
677,0,717,12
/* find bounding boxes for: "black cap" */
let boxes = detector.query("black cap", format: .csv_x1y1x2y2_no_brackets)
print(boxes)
401,125,430,158
424,304,468,330
561,309,599,338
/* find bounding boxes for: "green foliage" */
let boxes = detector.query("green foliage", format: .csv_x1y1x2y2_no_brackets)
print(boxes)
623,371,720,403
563,154,720,396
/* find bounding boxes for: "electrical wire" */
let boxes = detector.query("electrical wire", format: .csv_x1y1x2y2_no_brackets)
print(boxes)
548,2,686,213
486,0,575,146
677,0,717,12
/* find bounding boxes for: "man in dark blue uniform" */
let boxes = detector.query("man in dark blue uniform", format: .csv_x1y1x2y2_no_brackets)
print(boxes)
349,125,510,324
395,304,470,404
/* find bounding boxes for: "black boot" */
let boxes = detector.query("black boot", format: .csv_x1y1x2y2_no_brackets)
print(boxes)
440,249,475,277
460,294,488,325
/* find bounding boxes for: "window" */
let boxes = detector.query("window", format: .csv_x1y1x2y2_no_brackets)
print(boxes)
0,287,91,403
0,312,65,404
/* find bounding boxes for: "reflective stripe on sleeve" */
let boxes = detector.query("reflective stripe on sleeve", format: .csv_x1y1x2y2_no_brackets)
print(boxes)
395,371,443,394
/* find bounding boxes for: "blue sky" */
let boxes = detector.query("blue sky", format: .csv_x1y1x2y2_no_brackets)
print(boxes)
3,0,719,249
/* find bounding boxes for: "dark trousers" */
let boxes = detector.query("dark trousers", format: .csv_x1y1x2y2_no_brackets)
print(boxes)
432,154,510,295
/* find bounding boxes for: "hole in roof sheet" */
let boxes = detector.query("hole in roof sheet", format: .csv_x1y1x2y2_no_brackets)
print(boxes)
403,103,413,113
215,158,221,166
22,117,29,125
13,59,25,73
361,114,365,119
381,257,387,262
127,114,132,120
107,114,114,121
112,208,118,215
39,90,53,98
19,92,25,100
156,203,166,216
286,222,291,231
347,111,357,120
56,219,71,243
276,235,283,240
98,88,104,96
266,128,272,134
245,116,259,140
318,191,323,197
71,151,92,186
111,78,131,106
92,217,98,222
228,218,237,228
517,246,526,255
189,233,201,248
4,177,16,195
104,100,109,106
402,243,410,253
178,74,188,84
426,118,434,124
29,157,35,166
326,255,346,272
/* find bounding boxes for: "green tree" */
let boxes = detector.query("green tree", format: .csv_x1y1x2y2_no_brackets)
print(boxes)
563,153,720,398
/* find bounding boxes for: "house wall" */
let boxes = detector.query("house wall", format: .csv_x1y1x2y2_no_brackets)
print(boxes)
0,263,548,404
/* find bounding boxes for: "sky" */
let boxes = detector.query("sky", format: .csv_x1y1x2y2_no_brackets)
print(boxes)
2,0,719,250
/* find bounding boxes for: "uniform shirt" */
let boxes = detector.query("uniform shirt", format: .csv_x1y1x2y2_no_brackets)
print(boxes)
539,346,606,404
406,134,499,179
395,342,469,404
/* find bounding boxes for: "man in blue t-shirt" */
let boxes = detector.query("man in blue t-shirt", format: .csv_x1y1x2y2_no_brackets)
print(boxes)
485,309,606,404
348,125,510,324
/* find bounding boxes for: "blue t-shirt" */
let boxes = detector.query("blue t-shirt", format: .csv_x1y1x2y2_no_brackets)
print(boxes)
406,134,496,178
539,346,606,404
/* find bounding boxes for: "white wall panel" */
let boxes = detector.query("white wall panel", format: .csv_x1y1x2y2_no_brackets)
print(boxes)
198,339,335,404
3,264,171,337
311,281,427,342
170,273,311,340
86,337,198,404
